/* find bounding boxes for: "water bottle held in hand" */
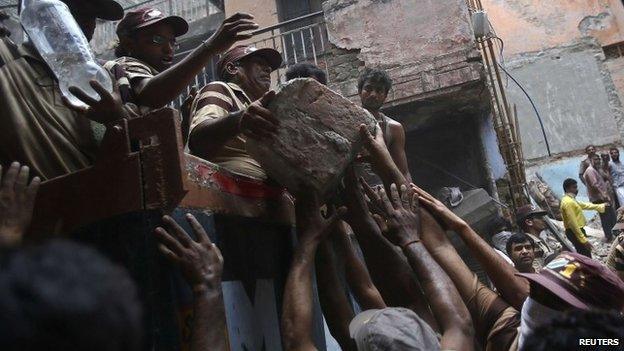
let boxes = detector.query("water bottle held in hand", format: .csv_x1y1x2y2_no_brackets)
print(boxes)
20,0,112,107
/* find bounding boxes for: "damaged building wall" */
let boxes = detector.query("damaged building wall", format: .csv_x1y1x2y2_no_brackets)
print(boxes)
322,0,483,105
481,0,624,201
505,40,624,160
321,0,502,197
482,0,624,55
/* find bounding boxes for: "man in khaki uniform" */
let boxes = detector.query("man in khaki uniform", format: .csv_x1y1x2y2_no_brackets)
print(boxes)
0,0,125,180
188,45,282,180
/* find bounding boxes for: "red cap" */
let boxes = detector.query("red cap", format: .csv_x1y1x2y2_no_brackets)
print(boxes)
116,8,188,37
217,45,282,79
517,252,624,311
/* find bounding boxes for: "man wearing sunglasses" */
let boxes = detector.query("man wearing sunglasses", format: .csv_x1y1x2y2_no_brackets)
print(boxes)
111,8,258,114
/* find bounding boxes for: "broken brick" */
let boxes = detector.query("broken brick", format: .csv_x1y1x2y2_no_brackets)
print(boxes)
247,78,377,195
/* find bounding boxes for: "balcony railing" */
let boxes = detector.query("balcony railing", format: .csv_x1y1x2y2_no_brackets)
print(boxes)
171,11,329,108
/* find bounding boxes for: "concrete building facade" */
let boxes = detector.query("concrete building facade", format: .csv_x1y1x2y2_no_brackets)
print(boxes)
482,0,624,205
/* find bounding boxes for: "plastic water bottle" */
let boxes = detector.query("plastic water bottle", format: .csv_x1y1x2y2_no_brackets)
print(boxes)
20,0,112,108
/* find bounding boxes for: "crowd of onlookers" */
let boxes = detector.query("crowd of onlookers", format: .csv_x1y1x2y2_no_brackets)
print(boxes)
2,1,624,350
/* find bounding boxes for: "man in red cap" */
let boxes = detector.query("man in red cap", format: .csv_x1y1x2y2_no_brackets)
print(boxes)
188,45,283,180
109,10,258,115
515,251,624,349
0,0,129,180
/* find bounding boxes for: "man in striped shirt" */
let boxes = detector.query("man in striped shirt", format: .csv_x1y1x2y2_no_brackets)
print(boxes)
188,45,282,180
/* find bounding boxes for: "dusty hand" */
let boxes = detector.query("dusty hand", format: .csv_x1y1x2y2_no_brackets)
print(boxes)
364,182,420,247
155,214,224,291
411,184,466,231
65,80,128,125
239,90,279,139
295,187,345,245
358,124,392,167
204,13,259,53
343,166,372,218
0,162,41,247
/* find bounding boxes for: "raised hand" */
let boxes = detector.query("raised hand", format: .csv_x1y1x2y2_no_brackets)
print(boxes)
65,80,128,125
239,90,279,139
0,162,41,247
411,184,466,231
295,187,345,245
203,13,259,53
155,214,223,291
364,182,420,248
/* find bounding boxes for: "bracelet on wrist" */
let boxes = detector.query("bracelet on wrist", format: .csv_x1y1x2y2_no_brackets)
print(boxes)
400,239,421,250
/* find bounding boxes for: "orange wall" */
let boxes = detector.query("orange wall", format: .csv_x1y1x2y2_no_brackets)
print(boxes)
225,0,279,38
482,0,624,55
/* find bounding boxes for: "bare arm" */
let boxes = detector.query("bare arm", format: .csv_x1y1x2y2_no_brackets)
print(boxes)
359,125,407,190
332,221,385,310
366,183,473,350
388,122,412,183
412,185,529,310
133,14,258,108
155,214,227,351
315,238,356,351
343,169,438,330
282,190,343,351
189,91,278,159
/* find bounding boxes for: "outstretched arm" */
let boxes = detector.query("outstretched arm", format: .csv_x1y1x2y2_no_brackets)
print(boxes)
331,221,385,310
133,13,258,108
359,125,407,190
343,169,437,329
366,183,473,351
315,235,356,351
282,190,343,351
155,214,226,351
189,90,278,159
388,122,412,182
412,184,529,310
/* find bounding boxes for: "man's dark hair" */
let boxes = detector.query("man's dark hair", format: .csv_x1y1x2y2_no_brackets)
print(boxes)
505,232,535,257
563,178,577,192
285,62,327,85
521,309,624,351
357,68,392,94
0,240,142,351
585,145,595,152
610,146,619,152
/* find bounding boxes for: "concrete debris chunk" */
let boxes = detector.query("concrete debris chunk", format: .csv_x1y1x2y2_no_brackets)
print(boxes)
247,78,377,195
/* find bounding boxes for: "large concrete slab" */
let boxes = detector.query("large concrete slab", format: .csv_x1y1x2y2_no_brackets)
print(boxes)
247,78,376,195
